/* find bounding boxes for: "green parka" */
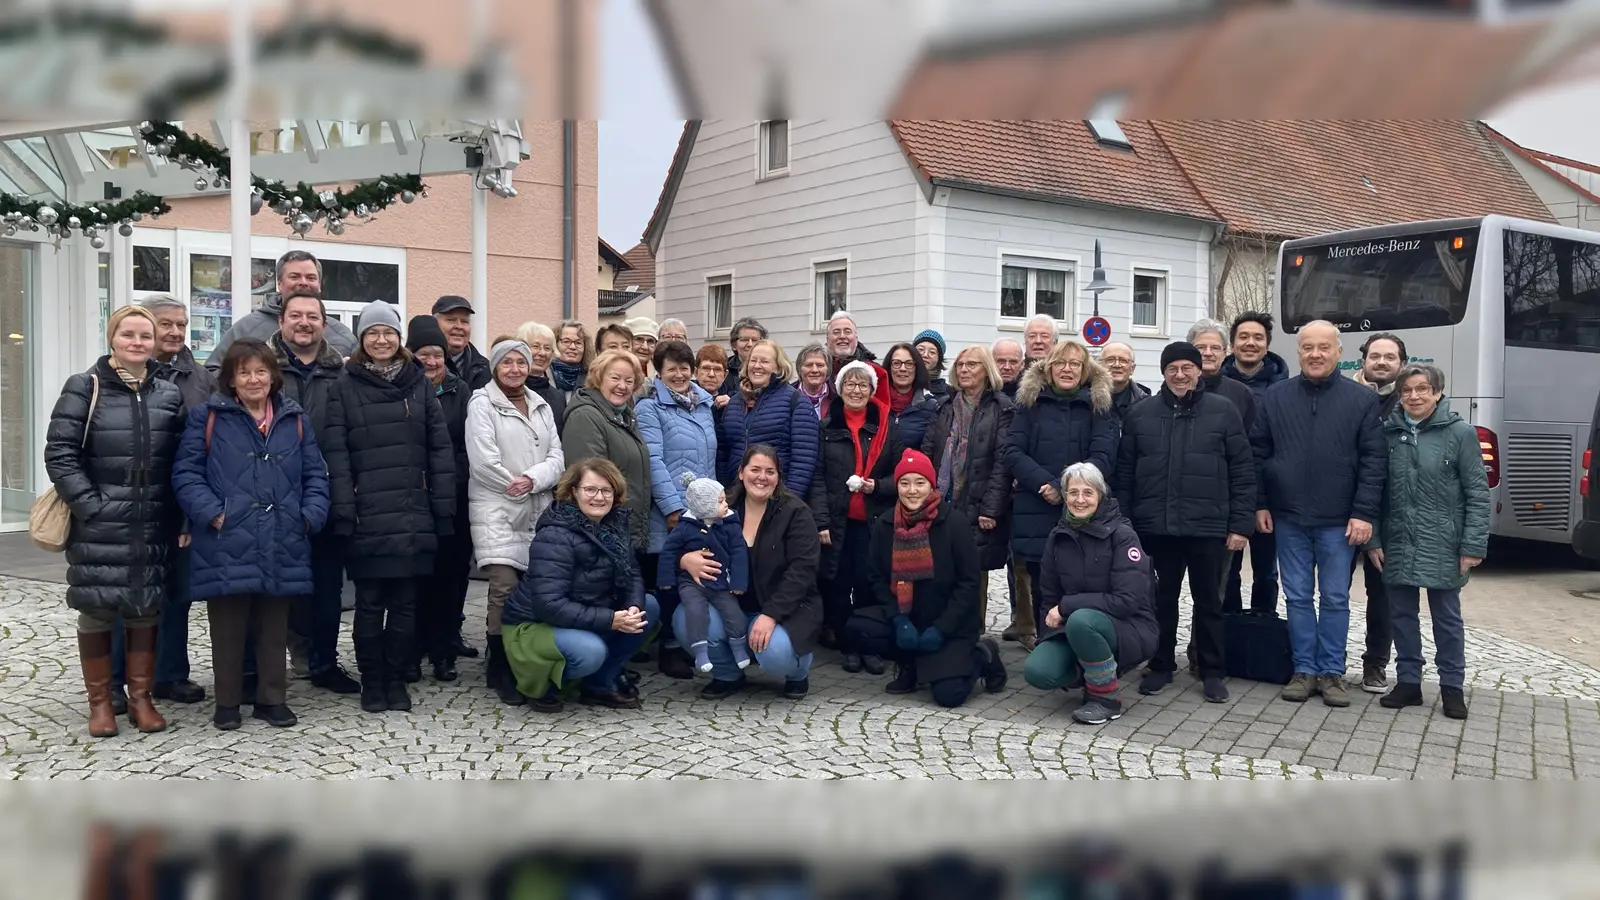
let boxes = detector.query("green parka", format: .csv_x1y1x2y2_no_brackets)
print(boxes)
1367,399,1490,590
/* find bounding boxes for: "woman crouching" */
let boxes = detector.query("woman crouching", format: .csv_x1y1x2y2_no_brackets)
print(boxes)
845,449,1008,708
1023,462,1157,725
500,459,658,712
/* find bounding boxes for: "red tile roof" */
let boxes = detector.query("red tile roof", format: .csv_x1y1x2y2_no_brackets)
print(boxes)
890,120,1222,223
617,242,657,295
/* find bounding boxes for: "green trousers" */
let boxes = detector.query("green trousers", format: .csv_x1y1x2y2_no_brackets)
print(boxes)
1023,608,1118,690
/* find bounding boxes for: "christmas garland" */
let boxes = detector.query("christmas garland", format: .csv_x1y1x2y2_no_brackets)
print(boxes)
140,121,426,237
0,191,171,247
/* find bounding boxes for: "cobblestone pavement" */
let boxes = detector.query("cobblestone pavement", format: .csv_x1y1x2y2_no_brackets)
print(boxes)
3,574,1598,781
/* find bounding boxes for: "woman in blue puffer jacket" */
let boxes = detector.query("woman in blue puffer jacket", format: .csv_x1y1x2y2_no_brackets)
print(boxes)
171,339,330,731
717,340,820,494
501,459,660,714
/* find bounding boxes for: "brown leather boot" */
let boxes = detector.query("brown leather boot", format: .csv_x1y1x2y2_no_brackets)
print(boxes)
77,631,119,738
124,626,168,733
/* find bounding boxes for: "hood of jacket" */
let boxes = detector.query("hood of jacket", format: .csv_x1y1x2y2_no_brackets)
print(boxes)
1016,355,1113,413
1221,351,1288,387
272,331,345,371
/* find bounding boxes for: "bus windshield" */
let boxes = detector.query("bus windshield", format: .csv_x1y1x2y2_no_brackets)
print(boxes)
1280,226,1480,332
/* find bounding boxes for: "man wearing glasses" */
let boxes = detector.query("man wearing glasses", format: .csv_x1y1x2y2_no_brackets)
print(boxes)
1100,342,1149,420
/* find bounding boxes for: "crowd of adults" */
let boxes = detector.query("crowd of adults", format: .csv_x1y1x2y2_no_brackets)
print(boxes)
43,249,1489,738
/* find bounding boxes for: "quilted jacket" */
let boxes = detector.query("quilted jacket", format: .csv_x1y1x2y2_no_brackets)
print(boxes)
466,381,565,571
717,379,820,494
502,503,646,631
44,357,185,616
635,378,719,553
1006,360,1120,562
170,392,331,600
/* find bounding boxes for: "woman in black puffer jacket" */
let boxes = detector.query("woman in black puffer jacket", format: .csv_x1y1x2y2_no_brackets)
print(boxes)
501,459,658,714
323,302,456,715
44,306,185,738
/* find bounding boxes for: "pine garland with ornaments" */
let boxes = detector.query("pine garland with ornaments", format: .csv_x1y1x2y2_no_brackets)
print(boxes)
0,190,171,248
139,121,426,237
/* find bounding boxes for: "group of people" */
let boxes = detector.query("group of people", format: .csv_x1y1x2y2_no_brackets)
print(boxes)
43,248,1490,739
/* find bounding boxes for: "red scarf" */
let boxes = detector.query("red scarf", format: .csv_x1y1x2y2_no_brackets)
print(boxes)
846,402,889,521
891,492,941,613
889,387,916,415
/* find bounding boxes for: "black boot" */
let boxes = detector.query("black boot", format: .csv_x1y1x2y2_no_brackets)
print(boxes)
886,662,918,695
485,634,525,706
431,653,458,682
1380,681,1425,709
1440,686,1469,720
359,677,388,713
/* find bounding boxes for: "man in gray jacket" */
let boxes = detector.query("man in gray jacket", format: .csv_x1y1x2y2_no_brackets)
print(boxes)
207,249,357,370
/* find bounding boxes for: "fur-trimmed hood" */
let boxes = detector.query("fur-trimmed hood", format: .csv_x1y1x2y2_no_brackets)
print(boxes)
1015,343,1113,414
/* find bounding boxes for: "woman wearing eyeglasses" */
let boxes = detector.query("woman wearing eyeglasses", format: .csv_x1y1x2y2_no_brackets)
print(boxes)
883,343,940,452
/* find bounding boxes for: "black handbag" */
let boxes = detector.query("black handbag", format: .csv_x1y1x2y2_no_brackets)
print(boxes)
1223,611,1294,685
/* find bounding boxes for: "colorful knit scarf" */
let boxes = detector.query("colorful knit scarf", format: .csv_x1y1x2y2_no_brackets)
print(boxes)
890,492,941,613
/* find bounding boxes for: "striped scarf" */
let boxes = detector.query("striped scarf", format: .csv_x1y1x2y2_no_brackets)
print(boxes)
364,358,407,382
110,360,146,390
890,491,941,613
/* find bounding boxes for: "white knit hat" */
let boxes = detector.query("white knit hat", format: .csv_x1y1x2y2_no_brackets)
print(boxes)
834,359,878,394
682,476,726,521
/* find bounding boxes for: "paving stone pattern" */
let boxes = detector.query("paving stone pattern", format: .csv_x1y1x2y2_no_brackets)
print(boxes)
3,575,1597,781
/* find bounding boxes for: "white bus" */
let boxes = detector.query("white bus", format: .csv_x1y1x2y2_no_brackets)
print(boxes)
1275,215,1600,547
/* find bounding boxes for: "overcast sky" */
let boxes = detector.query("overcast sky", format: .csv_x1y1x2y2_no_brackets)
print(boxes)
597,0,684,251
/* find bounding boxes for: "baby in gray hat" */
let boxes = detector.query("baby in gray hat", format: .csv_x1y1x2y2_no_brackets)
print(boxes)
658,475,751,672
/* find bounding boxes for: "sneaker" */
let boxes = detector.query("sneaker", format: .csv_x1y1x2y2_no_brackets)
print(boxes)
154,680,206,704
311,665,361,695
360,680,388,713
700,677,745,700
1280,673,1316,703
1440,686,1469,720
1361,663,1388,694
213,705,242,731
1072,698,1124,725
782,677,809,700
1202,676,1229,704
885,664,918,695
1380,682,1424,709
841,653,863,674
251,704,298,728
861,654,886,676
979,638,1008,693
385,682,413,712
1319,675,1351,708
1138,670,1173,696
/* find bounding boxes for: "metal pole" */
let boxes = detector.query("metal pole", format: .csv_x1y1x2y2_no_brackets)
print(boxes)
228,0,254,326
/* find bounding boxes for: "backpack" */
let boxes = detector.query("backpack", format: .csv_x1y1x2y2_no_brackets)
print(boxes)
204,408,302,452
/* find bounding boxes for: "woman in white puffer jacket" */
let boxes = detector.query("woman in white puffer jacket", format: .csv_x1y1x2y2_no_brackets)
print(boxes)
466,338,565,705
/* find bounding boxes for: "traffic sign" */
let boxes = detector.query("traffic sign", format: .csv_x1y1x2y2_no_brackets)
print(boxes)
1082,315,1111,346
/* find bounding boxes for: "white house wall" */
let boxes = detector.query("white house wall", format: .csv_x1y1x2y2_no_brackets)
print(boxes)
936,187,1218,381
655,120,924,354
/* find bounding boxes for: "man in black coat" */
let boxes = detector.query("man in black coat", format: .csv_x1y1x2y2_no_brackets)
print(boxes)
1252,320,1386,709
1350,332,1408,694
1222,311,1290,616
1189,319,1256,433
1114,342,1255,704
433,295,492,391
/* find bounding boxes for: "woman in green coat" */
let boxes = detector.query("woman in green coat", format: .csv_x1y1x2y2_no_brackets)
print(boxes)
562,349,653,566
1365,364,1489,721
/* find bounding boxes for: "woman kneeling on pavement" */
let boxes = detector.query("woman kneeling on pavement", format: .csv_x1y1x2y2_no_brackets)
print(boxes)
1024,462,1157,726
845,449,1008,708
500,458,659,712
171,340,330,730
677,444,822,700
1366,364,1489,721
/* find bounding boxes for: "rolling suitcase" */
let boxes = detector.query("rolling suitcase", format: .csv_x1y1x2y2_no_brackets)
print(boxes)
1223,611,1294,685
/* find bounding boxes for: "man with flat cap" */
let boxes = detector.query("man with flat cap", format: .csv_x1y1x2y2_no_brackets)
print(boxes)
433,295,492,391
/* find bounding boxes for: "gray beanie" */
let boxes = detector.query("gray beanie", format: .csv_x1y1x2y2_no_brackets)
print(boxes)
490,339,532,371
356,300,403,340
682,476,726,522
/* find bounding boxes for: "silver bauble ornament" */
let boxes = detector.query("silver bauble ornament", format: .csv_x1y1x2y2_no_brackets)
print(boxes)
401,190,416,204
250,194,264,215
328,220,345,236
131,211,142,222
3,225,14,237
291,214,313,235
67,215,82,229
90,235,106,250
194,176,208,191
291,195,304,209
37,206,58,226
119,223,134,237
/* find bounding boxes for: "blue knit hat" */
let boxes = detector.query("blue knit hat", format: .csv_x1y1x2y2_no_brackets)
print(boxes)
913,329,946,362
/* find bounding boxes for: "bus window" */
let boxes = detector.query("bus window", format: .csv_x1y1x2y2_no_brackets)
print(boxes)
1504,230,1600,352
1280,227,1478,332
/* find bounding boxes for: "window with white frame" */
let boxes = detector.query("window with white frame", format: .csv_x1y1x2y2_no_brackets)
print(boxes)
707,275,734,334
759,120,790,179
1000,260,1072,321
1132,270,1167,335
813,260,847,329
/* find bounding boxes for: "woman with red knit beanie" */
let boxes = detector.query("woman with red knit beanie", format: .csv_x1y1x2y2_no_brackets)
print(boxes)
843,448,1008,707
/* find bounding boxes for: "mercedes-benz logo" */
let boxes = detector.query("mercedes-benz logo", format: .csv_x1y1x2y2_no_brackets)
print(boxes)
1361,318,1372,330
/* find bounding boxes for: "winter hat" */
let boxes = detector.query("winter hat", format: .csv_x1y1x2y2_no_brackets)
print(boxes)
404,315,448,353
1160,341,1203,373
681,475,726,521
356,300,403,340
489,339,532,371
912,329,947,362
893,448,937,485
624,317,659,341
834,359,878,395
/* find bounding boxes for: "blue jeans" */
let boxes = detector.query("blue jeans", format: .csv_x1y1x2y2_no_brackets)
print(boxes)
1275,519,1357,676
671,604,813,683
552,595,660,691
1389,585,1466,689
111,547,194,687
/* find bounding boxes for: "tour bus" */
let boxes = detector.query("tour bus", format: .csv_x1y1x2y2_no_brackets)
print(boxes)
1275,215,1600,547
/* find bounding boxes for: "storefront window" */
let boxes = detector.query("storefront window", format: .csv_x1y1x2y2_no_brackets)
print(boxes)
188,254,274,363
0,242,35,526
